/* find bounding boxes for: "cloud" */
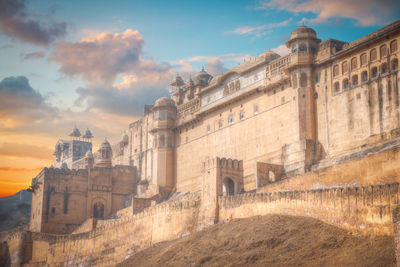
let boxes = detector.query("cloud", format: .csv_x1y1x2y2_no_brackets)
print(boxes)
0,76,58,128
0,0,67,45
50,29,150,86
272,45,290,56
0,142,53,160
228,19,292,38
257,0,399,26
206,58,228,76
22,51,45,60
0,167,42,172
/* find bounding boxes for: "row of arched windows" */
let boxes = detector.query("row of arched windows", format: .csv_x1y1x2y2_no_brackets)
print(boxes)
333,40,398,77
333,59,398,95
154,134,173,148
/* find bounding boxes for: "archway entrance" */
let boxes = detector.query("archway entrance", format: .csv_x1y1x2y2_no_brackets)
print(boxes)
222,177,237,196
93,202,104,219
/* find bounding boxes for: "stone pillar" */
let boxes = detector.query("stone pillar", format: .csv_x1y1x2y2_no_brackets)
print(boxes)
393,205,400,267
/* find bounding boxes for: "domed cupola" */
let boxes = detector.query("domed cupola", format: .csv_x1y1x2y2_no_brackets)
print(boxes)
286,23,321,53
154,96,176,109
69,126,81,139
193,67,213,87
96,138,112,167
170,73,185,88
82,128,93,140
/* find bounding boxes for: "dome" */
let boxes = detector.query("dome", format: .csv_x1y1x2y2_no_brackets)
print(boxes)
258,50,281,61
69,126,81,137
121,133,129,144
100,139,111,150
290,25,317,40
154,96,175,108
170,74,185,87
85,150,93,158
193,67,212,86
82,128,93,139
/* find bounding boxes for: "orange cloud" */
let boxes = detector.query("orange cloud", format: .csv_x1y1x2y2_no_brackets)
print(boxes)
0,142,53,160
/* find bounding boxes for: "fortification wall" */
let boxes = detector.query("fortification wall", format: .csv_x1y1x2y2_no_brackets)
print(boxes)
257,144,400,193
219,183,399,235
26,192,201,266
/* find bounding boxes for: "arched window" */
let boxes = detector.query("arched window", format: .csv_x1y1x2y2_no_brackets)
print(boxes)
228,114,234,125
159,111,166,120
381,63,388,74
380,44,387,58
333,65,339,77
268,171,276,182
240,111,245,120
207,124,211,133
360,53,367,66
291,44,297,53
168,135,173,147
342,61,348,74
352,75,358,86
351,57,357,71
159,135,165,147
343,79,349,91
371,67,378,78
392,58,398,71
390,40,398,53
235,80,240,91
254,104,258,114
299,43,307,52
361,71,368,82
292,73,298,88
229,82,234,93
334,82,340,95
223,84,229,96
300,73,307,87
370,48,377,61
218,119,223,129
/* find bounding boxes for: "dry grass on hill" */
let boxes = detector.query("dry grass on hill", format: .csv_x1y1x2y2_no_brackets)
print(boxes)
119,214,395,267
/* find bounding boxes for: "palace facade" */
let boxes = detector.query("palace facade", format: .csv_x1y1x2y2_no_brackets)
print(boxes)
30,20,400,234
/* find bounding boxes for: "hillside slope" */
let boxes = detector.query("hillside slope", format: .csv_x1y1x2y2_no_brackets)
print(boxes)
119,214,395,267
0,190,31,231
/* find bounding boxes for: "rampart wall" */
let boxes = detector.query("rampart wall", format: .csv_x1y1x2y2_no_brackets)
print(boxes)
219,182,399,236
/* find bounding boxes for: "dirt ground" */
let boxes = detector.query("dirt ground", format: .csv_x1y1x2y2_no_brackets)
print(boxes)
118,214,395,267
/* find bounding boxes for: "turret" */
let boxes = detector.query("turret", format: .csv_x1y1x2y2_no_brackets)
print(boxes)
96,139,112,167
150,97,177,190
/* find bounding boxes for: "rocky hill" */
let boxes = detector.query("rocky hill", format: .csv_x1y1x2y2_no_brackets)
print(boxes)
0,190,31,231
119,214,395,267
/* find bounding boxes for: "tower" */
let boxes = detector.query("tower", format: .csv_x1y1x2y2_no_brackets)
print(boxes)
96,139,112,168
150,97,177,190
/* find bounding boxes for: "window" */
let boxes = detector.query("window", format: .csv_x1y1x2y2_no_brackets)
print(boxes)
343,79,349,91
159,111,166,120
380,44,387,58
342,61,348,74
63,186,69,214
291,44,297,53
360,53,367,66
300,73,307,87
281,97,285,104
167,112,174,120
333,65,339,77
281,86,284,91
154,110,159,120
218,120,223,129
381,63,388,74
168,136,173,147
351,57,357,71
352,75,358,86
390,40,398,53
254,104,258,114
292,73,298,88
228,114,234,125
361,71,368,82
371,67,378,78
334,82,340,95
370,48,377,61
240,111,245,120
299,43,307,52
159,135,165,147
254,74,259,81
235,80,240,91
51,207,56,214
392,59,398,71
315,73,319,83
207,124,211,133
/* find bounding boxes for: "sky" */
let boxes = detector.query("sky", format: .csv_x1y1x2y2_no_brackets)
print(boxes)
0,0,399,197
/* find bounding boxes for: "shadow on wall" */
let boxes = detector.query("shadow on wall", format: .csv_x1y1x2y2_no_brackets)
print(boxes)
0,241,11,267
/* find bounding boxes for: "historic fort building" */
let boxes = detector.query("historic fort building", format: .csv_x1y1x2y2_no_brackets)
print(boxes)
3,20,400,266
